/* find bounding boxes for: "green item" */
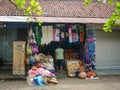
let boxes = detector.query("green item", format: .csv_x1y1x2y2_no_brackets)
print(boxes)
32,23,42,46
26,40,32,55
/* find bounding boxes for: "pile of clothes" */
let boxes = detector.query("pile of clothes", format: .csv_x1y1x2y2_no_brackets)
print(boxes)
26,53,58,86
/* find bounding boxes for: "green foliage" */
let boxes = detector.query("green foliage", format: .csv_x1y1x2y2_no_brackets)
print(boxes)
11,0,42,26
103,2,120,32
84,0,120,32
84,0,92,6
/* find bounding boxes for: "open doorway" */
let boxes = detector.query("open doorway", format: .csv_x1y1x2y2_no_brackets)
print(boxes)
0,27,27,75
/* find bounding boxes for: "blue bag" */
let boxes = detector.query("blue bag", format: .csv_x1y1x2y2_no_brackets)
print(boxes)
30,55,35,65
34,75,45,86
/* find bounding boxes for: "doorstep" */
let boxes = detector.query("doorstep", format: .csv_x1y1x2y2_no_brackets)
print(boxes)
0,73,26,80
96,69,120,75
0,69,26,80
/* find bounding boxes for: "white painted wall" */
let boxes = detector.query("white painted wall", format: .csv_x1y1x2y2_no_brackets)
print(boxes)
86,24,120,69
95,30,120,69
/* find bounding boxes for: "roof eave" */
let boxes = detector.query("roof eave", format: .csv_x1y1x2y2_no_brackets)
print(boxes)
0,16,107,24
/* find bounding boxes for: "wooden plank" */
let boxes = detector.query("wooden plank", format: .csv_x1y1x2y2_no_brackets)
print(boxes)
13,41,26,75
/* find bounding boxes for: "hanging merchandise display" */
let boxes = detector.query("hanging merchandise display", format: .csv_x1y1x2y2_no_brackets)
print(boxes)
85,30,96,71
78,25,85,62
30,55,35,65
25,25,58,85
71,25,79,43
52,28,56,41
25,24,98,83
47,26,53,44
32,24,42,46
60,26,68,42
78,25,85,43
31,44,39,54
41,26,46,44
26,40,32,55
25,27,40,66
68,25,73,43
68,25,79,43
61,25,97,79
53,28,60,42
29,28,36,45
53,25,69,42
80,32,84,43
41,26,53,44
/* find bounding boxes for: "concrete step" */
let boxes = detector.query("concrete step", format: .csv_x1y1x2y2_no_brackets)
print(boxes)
0,63,12,70
96,69,120,75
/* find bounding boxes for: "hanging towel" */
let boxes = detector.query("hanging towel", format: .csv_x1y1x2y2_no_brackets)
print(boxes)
68,25,72,43
55,28,60,42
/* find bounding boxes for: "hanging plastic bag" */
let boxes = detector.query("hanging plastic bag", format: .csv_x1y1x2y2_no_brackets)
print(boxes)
30,55,35,65
29,28,36,44
31,44,39,54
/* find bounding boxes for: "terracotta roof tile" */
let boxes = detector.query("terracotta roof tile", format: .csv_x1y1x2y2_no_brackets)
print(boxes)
0,0,115,18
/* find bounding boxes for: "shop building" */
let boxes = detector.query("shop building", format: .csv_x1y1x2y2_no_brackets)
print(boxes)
0,0,120,76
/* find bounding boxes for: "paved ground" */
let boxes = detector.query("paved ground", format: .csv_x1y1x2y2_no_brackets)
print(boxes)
0,75,120,90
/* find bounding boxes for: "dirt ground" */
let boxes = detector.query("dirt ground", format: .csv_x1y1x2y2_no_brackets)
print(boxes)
0,75,120,90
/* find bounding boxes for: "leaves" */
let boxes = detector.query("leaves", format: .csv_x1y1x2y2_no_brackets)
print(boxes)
11,0,42,26
84,0,120,32
103,2,120,32
84,0,92,6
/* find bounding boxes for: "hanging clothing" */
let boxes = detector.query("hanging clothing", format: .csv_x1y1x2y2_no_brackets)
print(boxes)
80,32,84,42
71,25,79,43
32,24,42,46
59,26,68,42
54,28,60,41
85,30,96,70
47,26,53,44
68,25,79,43
41,26,46,44
68,25,73,43
41,26,53,44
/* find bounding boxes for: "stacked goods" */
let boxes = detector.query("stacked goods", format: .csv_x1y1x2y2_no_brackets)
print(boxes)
77,60,97,79
26,54,58,86
67,61,79,77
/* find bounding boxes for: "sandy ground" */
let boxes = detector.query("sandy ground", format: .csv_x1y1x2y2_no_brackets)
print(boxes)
0,75,120,90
